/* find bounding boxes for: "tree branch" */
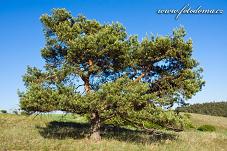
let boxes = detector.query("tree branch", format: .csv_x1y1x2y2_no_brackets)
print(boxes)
135,73,145,82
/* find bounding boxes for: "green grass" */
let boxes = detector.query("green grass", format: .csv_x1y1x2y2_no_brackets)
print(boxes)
0,113,227,151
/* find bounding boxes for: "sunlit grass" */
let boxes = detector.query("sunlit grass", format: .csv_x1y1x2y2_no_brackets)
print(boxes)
0,113,227,151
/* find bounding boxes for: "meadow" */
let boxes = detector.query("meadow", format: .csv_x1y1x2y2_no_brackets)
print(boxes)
0,113,227,151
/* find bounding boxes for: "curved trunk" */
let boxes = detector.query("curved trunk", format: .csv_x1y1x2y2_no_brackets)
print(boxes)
82,60,101,140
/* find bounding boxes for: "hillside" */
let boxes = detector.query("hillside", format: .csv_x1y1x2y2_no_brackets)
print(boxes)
176,102,227,117
0,113,227,151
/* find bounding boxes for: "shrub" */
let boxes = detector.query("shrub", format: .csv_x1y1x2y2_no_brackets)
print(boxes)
0,110,7,114
197,125,216,132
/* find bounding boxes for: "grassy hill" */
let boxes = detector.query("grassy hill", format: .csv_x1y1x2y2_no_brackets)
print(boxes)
176,102,227,117
0,113,227,151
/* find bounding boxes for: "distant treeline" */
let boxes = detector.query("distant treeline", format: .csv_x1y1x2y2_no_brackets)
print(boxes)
176,101,227,117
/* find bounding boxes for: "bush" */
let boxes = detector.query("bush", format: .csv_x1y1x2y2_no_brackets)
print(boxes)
197,125,216,132
0,110,7,114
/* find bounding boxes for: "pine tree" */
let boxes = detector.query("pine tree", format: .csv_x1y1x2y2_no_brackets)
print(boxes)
19,8,205,140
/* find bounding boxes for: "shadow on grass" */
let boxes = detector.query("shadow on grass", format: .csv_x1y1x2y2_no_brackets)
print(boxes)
36,121,177,144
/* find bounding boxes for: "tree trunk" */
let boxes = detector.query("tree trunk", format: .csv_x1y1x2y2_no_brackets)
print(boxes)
83,59,101,141
83,59,93,93
83,76,90,93
90,111,101,141
83,77,101,140
88,59,94,71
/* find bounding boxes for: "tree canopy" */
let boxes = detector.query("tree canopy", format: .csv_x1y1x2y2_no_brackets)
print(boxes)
19,8,205,140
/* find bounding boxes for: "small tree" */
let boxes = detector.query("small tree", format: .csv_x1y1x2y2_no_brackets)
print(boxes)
19,8,205,140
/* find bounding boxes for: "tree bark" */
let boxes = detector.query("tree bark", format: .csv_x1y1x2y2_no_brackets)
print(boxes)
90,111,101,141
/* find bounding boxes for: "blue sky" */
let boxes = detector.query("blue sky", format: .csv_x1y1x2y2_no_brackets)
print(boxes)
0,0,227,110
